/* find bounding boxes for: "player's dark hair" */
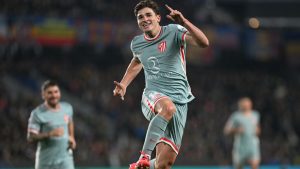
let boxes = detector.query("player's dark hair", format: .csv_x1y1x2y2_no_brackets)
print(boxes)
134,0,160,16
41,80,59,91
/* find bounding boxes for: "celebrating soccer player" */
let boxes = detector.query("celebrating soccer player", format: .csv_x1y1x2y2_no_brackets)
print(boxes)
27,80,76,169
113,0,209,169
224,97,261,169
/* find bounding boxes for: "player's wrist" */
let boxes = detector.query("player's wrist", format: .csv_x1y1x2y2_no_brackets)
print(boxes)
181,18,189,26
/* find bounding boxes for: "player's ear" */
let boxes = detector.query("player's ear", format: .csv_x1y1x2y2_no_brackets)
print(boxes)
157,14,161,23
41,91,45,100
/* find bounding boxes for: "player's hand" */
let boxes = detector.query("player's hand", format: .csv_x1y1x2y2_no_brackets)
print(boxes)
68,136,76,149
113,81,126,100
236,127,244,134
165,4,187,26
48,127,64,137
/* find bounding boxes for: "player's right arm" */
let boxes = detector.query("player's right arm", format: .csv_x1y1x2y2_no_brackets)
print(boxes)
27,128,64,142
113,57,143,100
27,110,64,142
224,114,243,136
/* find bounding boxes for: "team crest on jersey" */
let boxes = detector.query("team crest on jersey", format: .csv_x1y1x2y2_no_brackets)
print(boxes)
158,41,167,53
64,114,69,123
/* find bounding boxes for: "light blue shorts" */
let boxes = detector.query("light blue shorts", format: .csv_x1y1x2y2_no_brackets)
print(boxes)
36,156,74,169
233,142,261,166
141,90,188,154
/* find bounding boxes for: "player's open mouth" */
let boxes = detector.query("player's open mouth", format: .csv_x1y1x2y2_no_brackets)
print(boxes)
142,22,151,29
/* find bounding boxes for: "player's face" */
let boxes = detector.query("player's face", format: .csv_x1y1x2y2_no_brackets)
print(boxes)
137,7,161,34
43,85,61,107
239,99,252,112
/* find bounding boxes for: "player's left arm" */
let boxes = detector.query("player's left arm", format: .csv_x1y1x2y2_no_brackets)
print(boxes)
68,108,76,149
256,124,261,136
165,4,209,48
68,121,76,149
255,112,261,136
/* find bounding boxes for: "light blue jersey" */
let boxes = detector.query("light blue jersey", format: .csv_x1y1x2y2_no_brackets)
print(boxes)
27,102,74,169
131,24,195,154
131,24,194,104
228,111,261,165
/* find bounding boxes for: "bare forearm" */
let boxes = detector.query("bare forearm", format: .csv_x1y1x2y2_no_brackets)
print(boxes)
224,127,233,135
256,126,261,136
27,132,49,142
224,126,241,136
183,19,209,47
120,58,142,87
68,122,75,138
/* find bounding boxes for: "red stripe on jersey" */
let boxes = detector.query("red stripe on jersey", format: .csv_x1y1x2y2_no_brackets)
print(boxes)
180,45,185,64
182,31,187,43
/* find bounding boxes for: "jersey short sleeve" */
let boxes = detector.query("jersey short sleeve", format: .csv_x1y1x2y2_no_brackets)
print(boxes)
130,37,139,59
254,111,260,124
68,104,74,122
170,24,188,46
27,110,41,134
228,113,239,128
62,102,74,123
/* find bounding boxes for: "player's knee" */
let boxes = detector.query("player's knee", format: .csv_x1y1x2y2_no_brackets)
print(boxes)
156,159,174,169
161,105,176,120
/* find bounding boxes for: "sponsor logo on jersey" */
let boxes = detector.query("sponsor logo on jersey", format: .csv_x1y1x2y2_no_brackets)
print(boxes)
147,56,160,74
158,41,166,53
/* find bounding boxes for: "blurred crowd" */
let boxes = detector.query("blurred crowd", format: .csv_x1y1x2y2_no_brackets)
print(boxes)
1,53,300,167
0,0,196,21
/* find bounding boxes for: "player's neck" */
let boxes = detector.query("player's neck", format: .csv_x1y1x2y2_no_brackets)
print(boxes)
45,102,60,111
242,110,252,115
145,26,161,39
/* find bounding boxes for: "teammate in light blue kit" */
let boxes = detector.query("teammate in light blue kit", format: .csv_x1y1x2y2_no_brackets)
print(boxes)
113,0,209,169
224,97,261,169
27,80,76,169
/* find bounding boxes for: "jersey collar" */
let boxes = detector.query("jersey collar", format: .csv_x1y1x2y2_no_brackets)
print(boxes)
144,26,163,42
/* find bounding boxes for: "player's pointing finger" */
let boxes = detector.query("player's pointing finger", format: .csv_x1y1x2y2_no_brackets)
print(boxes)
165,4,174,12
114,81,122,87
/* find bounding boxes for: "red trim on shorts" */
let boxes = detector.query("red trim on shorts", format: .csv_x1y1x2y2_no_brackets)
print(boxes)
158,137,179,154
153,96,169,108
146,99,155,112
147,96,169,113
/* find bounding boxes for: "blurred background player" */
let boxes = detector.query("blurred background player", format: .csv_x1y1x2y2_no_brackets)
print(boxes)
27,80,76,169
113,0,209,169
224,97,261,169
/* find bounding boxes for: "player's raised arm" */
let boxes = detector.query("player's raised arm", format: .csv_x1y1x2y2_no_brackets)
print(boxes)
113,57,143,100
165,4,209,48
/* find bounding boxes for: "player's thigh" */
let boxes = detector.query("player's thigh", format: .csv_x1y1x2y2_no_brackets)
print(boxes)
248,149,260,169
233,150,245,169
141,90,169,121
155,97,176,115
156,142,177,167
248,159,260,169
